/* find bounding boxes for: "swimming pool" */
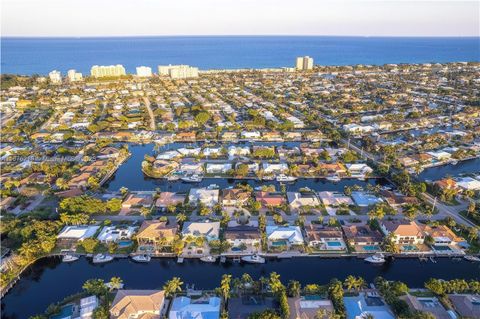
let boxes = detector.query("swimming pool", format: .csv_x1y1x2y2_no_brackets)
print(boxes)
402,245,418,251
362,245,379,251
118,240,133,248
271,240,288,247
51,304,74,319
326,241,343,247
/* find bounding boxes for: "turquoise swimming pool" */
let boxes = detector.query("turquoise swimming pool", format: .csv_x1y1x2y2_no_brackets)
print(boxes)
118,240,133,248
51,304,74,319
326,241,343,247
402,245,418,251
271,240,288,247
362,245,379,251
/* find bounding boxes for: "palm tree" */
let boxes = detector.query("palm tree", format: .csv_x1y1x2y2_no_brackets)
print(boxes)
355,277,366,292
467,201,476,217
176,213,187,225
269,272,284,294
163,277,183,297
344,275,357,292
220,274,232,302
108,277,123,291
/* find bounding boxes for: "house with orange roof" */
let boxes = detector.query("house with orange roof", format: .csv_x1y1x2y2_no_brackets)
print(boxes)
380,220,426,245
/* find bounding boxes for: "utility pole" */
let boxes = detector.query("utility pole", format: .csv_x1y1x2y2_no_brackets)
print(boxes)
431,196,437,215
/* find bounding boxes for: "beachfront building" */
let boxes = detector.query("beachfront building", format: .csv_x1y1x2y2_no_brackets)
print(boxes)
67,69,83,82
136,66,152,77
49,70,62,84
295,56,314,71
157,64,199,79
90,64,126,78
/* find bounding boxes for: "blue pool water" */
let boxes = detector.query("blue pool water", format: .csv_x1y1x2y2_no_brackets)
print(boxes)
50,304,74,319
2,36,479,75
118,240,133,248
362,245,380,251
326,241,343,247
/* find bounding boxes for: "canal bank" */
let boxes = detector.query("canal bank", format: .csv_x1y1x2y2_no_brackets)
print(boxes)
2,256,479,319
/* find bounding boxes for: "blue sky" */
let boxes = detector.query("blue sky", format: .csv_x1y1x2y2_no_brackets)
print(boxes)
2,0,479,37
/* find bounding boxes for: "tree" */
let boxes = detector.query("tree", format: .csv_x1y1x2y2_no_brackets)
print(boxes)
108,276,123,291
467,201,476,216
269,272,284,295
194,112,211,125
287,280,301,297
81,238,99,253
248,310,281,319
425,278,446,295
220,274,232,302
163,277,183,297
140,206,151,218
83,278,107,296
467,227,478,242
403,205,418,220
235,164,249,177
344,275,357,292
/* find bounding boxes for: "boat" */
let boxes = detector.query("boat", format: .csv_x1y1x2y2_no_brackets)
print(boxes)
364,253,386,264
166,175,180,181
241,254,265,264
262,175,275,181
326,175,341,182
200,256,217,263
220,256,227,263
177,257,184,263
181,174,203,183
131,254,151,263
451,160,458,165
207,184,220,190
276,174,297,182
464,255,480,262
92,254,114,264
62,254,79,263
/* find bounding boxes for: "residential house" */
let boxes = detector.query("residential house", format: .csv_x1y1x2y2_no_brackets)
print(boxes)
136,221,178,252
288,297,334,319
346,163,373,178
57,225,101,246
182,221,220,242
305,225,347,251
287,192,321,211
266,225,304,248
342,224,383,252
380,220,425,245
448,294,480,318
97,225,136,244
155,192,186,209
262,162,289,174
351,191,383,207
224,225,261,253
169,297,221,319
188,188,219,207
255,191,286,208
205,163,232,174
402,295,451,319
110,290,166,319
221,189,251,206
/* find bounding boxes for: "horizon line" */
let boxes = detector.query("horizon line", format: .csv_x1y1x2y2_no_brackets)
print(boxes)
2,34,480,39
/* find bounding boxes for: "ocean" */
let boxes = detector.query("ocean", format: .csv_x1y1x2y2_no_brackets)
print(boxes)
1,36,479,75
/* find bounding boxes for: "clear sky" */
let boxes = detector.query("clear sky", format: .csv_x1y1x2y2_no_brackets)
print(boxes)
1,0,479,37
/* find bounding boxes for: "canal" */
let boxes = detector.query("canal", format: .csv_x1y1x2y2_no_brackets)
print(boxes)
417,157,480,182
2,257,479,318
105,143,389,191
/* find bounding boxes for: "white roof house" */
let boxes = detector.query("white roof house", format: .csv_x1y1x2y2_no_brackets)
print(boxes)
182,221,220,241
169,296,221,319
266,225,304,245
318,191,353,207
241,131,261,139
57,225,100,241
96,226,137,243
177,147,201,156
202,147,222,157
287,192,321,210
427,151,452,161
346,164,373,177
456,177,480,191
156,150,180,160
262,162,289,174
227,146,251,158
205,163,232,174
180,162,204,173
188,188,219,207
79,295,99,319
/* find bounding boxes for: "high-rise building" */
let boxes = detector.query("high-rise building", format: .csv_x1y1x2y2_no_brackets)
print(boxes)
136,66,152,77
295,56,314,71
48,70,62,84
90,65,126,78
157,65,199,79
67,69,83,82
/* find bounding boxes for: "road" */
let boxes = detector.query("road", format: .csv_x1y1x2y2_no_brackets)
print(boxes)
143,97,156,130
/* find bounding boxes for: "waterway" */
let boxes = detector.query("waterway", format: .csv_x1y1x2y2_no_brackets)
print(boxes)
105,143,388,191
2,256,479,319
418,157,480,182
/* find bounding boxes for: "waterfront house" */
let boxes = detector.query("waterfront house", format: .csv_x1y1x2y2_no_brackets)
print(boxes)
266,225,304,248
398,156,420,168
241,131,261,139
341,224,383,252
380,220,427,252
318,191,353,207
57,225,100,246
234,162,259,173
222,131,238,141
97,146,120,159
96,225,136,244
344,292,395,319
318,163,347,176
177,147,201,157
227,146,251,158
255,191,286,208
379,190,419,208
224,225,261,253
205,163,232,174
182,221,220,242
345,163,373,178
221,189,251,206
176,132,197,142
155,192,186,209
179,162,204,174
422,224,464,250
262,162,289,174
284,131,302,140
288,296,334,319
110,290,166,319
456,176,480,191
287,192,321,211
136,221,178,252
448,294,480,318
351,191,383,207
188,188,219,207
202,147,223,157
121,193,154,214
434,178,457,190
305,224,347,251
402,295,451,319
156,150,181,160
169,296,221,319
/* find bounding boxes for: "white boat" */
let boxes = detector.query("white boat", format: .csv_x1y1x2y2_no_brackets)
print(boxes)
451,160,458,165
62,254,79,263
92,254,114,264
276,174,297,182
464,255,480,262
241,254,265,264
207,184,220,190
181,174,203,183
262,175,275,181
200,256,217,263
326,175,341,182
131,254,151,263
167,175,180,181
365,253,386,264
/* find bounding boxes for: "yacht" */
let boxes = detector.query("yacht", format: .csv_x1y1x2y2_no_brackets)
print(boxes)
166,175,180,181
262,175,275,181
92,254,114,264
207,184,220,190
241,254,266,264
364,253,386,264
276,174,297,182
181,174,203,183
326,175,341,182
131,254,151,263
464,255,480,262
62,254,79,263
200,256,217,263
